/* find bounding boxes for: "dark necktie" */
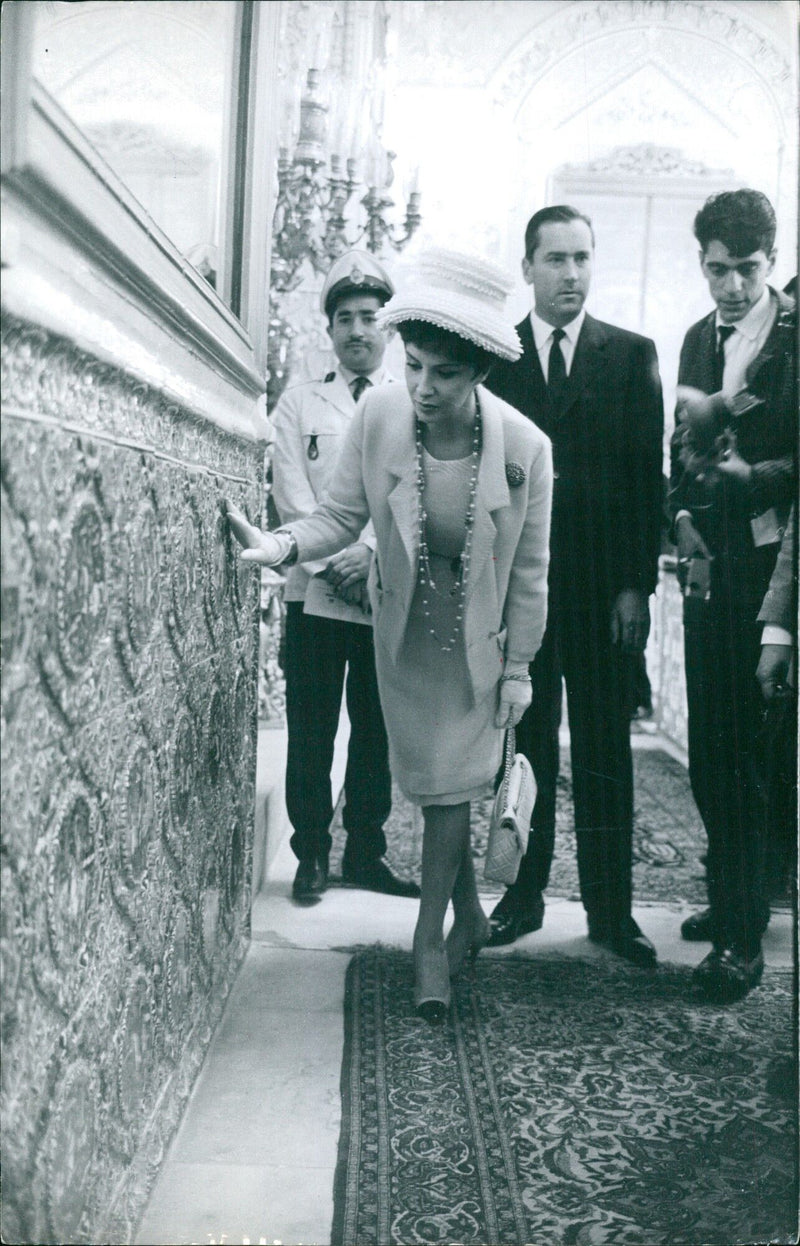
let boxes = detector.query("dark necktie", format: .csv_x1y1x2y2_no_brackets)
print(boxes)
714,324,735,391
351,375,371,403
547,328,567,404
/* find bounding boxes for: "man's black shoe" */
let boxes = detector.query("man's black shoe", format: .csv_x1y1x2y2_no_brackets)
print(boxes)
693,947,764,1003
682,907,768,943
680,908,715,942
292,856,328,902
341,858,421,898
487,889,545,947
589,915,657,968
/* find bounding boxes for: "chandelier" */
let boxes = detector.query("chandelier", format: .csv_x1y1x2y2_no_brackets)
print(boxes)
271,70,421,294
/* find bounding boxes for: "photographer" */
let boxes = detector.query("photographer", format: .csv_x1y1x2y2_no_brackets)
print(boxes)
668,190,796,1002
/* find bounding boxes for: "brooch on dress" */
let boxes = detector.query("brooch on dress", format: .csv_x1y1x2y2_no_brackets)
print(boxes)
505,462,526,487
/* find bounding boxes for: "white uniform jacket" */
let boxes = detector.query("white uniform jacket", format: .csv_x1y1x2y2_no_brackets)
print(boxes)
284,383,553,700
271,365,399,603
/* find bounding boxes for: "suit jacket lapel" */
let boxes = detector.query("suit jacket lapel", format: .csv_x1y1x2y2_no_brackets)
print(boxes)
386,402,419,572
694,314,718,394
745,288,789,387
560,314,608,415
517,316,551,418
466,386,510,605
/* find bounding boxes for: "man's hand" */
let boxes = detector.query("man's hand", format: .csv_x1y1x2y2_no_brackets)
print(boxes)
675,386,727,439
756,644,795,701
712,431,753,485
610,589,650,652
323,543,372,592
675,514,712,589
334,579,369,609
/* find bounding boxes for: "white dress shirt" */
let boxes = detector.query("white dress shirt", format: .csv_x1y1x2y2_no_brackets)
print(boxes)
530,308,586,382
271,362,397,605
717,286,776,396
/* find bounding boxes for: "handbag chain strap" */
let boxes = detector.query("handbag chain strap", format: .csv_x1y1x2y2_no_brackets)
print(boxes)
501,726,516,800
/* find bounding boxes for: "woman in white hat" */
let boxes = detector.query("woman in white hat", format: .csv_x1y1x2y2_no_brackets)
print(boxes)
227,249,552,1022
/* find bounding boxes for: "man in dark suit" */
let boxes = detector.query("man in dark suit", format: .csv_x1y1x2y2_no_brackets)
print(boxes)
485,205,664,966
669,189,796,1001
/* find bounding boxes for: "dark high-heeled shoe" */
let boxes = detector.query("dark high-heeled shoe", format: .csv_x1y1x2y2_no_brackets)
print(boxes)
413,946,451,1025
445,912,491,978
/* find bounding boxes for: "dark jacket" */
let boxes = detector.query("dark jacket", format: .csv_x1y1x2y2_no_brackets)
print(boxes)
668,287,797,616
487,312,664,612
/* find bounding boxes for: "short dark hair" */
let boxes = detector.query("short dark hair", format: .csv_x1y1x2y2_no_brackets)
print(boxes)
524,205,595,260
327,287,390,323
396,320,496,374
693,190,776,257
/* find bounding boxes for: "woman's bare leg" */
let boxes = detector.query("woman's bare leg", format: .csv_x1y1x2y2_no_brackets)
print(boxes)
412,802,470,1016
446,828,490,974
414,801,470,952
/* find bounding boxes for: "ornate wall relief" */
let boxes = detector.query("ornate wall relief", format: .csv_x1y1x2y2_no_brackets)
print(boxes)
383,0,795,313
0,315,263,1244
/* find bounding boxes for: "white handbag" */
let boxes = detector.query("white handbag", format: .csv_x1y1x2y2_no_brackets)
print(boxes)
484,728,537,885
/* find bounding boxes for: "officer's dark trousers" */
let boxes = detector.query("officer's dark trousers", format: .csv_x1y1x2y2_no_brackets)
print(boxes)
513,603,635,926
683,595,770,958
284,601,391,865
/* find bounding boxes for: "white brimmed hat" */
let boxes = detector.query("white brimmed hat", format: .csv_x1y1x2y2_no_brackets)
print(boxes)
376,247,522,361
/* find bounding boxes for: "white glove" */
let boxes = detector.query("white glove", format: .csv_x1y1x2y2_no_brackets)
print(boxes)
226,501,294,566
240,531,294,566
495,665,532,728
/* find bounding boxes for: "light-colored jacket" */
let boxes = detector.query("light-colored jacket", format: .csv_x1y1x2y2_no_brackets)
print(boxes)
757,503,796,636
270,365,399,601
286,383,553,699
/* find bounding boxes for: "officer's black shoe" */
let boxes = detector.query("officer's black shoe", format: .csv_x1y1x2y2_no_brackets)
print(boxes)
589,915,657,969
292,856,329,902
342,857,421,898
693,947,764,1003
682,907,769,943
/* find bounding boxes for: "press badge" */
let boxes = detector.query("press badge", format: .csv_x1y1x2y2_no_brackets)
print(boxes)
751,508,782,547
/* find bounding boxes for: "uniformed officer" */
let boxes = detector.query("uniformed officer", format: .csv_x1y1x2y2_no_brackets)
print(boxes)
271,250,420,902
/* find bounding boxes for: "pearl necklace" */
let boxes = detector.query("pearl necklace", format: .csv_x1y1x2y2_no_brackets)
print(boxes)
414,402,482,652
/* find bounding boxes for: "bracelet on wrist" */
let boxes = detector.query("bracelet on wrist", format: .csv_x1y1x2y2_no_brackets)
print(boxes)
500,672,530,683
274,529,299,565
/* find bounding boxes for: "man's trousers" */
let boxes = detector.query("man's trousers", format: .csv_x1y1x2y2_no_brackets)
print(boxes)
683,596,771,957
283,602,391,865
513,604,636,926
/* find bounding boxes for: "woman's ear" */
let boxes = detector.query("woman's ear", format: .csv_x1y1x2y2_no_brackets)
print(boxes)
474,368,490,387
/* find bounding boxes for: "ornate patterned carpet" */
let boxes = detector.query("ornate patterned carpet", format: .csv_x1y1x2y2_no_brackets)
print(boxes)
330,748,709,905
332,949,797,1246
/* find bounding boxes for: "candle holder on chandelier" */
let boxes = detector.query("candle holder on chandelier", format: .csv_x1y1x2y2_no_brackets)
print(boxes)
270,69,422,295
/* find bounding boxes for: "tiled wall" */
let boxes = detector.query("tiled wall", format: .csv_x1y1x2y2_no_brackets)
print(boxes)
1,317,263,1244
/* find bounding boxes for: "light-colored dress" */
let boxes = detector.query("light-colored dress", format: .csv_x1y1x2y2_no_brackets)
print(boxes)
282,382,554,811
376,447,503,806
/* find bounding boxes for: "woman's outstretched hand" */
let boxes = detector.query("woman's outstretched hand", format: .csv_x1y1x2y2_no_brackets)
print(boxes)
225,500,292,566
